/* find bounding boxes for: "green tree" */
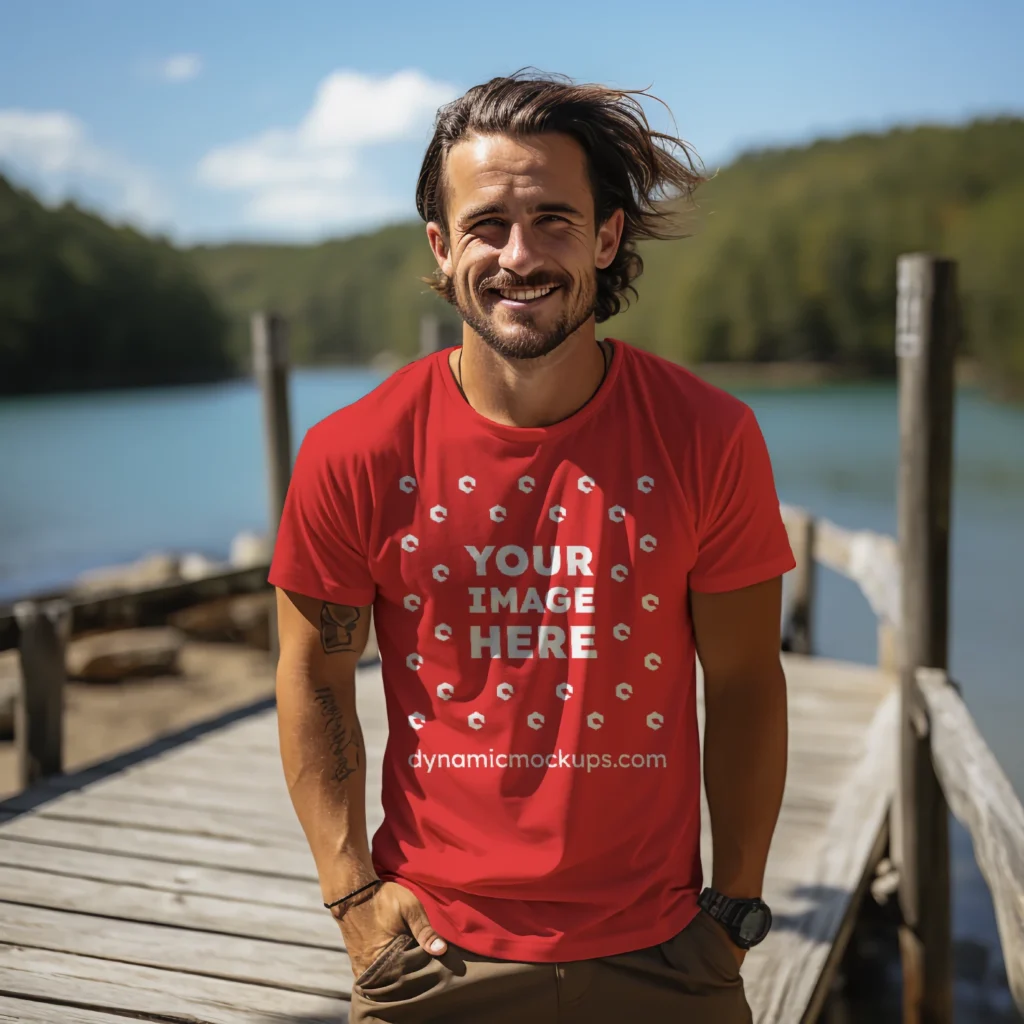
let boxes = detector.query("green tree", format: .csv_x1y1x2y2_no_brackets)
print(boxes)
0,175,232,395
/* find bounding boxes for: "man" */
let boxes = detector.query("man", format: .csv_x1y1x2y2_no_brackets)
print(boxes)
270,71,794,1024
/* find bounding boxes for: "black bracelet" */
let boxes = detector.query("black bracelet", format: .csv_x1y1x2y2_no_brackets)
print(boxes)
324,879,382,910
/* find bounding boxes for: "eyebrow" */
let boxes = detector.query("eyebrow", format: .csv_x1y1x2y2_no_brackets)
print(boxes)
457,201,585,228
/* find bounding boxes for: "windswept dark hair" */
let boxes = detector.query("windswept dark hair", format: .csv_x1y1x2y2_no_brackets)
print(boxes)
415,69,706,322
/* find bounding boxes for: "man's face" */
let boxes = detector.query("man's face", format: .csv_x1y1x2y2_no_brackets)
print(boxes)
427,132,623,360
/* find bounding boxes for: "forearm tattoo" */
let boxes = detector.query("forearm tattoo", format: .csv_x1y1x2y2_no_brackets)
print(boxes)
320,603,360,654
313,686,362,783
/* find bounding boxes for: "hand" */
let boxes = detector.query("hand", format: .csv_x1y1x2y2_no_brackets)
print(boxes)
337,881,448,980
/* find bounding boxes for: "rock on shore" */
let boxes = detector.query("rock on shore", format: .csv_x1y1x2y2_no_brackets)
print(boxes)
169,593,273,649
66,627,185,682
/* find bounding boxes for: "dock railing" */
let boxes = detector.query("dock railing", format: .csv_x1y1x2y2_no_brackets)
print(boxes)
779,254,1024,1020
0,256,1021,1022
779,501,1024,1017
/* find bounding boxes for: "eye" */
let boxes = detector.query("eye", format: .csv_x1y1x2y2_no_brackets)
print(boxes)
539,214,568,224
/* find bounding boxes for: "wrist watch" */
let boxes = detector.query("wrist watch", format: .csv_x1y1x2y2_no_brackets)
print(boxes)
698,887,773,950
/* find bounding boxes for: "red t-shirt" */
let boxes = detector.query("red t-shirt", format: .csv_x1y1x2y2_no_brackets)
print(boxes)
269,339,795,962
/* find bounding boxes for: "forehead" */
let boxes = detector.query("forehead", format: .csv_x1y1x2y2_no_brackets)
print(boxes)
444,132,592,217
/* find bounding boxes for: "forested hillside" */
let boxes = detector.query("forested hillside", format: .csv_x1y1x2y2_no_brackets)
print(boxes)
4,117,1023,396
189,117,1024,395
616,117,1024,387
0,175,231,395
189,223,454,367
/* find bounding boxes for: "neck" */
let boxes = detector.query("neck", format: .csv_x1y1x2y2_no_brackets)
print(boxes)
450,320,608,428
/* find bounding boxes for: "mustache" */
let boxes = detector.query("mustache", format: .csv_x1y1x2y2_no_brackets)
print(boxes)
479,272,570,292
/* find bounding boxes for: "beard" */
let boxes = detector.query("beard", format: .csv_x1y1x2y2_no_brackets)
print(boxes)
453,269,598,361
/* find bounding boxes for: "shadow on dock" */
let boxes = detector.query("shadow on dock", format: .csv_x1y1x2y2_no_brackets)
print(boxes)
0,693,276,819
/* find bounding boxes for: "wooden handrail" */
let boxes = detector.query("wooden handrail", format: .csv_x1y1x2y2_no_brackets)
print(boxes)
0,564,271,653
780,506,1023,1016
917,668,1024,1013
0,564,274,790
780,504,901,632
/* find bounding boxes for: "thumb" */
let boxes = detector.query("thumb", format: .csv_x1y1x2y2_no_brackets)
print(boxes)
401,900,447,956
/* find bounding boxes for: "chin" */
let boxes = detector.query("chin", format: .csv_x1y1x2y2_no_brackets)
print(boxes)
484,330,569,362
456,285,596,362
491,310,578,356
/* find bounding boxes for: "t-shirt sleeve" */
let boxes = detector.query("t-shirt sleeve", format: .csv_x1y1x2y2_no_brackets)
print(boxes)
267,426,376,607
688,406,796,594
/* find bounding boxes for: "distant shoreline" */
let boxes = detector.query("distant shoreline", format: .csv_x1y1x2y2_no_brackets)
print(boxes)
690,357,987,391
0,355,993,400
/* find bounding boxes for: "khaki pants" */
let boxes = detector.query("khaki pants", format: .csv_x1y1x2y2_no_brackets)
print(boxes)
350,909,752,1023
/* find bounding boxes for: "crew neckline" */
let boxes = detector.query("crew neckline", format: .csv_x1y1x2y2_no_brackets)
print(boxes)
435,339,625,442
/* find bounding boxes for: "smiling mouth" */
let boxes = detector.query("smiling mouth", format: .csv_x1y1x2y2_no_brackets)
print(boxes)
490,284,561,305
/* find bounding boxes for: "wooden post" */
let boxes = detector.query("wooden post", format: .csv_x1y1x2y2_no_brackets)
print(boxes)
252,312,292,660
251,312,293,536
13,599,71,789
892,254,957,1023
419,313,442,358
782,511,816,655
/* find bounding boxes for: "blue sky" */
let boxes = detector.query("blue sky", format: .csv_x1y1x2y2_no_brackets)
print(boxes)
1,0,1021,244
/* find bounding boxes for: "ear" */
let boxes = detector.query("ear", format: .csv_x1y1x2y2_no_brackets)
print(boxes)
426,222,454,279
594,208,625,270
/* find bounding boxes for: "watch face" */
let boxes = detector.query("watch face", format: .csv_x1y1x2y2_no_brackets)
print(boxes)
738,905,771,944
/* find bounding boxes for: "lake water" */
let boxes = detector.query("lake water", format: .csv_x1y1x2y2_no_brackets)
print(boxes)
1,367,1021,1017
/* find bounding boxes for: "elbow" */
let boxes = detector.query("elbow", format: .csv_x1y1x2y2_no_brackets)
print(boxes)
703,660,788,716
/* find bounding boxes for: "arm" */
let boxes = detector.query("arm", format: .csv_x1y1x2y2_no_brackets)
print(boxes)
275,589,448,976
690,577,788,949
276,590,376,902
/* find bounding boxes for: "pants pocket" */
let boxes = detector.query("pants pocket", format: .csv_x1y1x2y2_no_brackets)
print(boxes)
354,933,416,991
660,910,741,985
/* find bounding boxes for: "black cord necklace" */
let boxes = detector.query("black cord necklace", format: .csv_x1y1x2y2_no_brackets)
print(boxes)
455,340,611,412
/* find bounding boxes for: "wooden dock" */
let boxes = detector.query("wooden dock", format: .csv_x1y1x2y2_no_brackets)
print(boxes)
0,254,1021,1022
0,648,896,1024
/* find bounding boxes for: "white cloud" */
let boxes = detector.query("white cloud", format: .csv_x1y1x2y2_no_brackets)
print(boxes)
0,109,167,227
160,53,202,83
247,187,406,226
197,68,458,231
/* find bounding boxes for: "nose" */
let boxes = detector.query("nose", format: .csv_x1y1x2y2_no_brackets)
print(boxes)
498,222,545,279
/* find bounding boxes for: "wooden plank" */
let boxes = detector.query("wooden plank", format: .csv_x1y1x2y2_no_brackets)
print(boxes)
74,753,294,791
201,728,283,752
0,903,350,995
102,753,383,794
750,689,898,1023
17,772,299,816
0,816,317,878
91,771,381,826
0,864,338,948
0,945,350,1024
0,993,150,1024
918,668,1024,1013
0,837,320,909
1,792,308,846
24,753,294,794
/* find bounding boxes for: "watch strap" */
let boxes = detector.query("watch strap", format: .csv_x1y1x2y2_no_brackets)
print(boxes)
700,888,754,927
